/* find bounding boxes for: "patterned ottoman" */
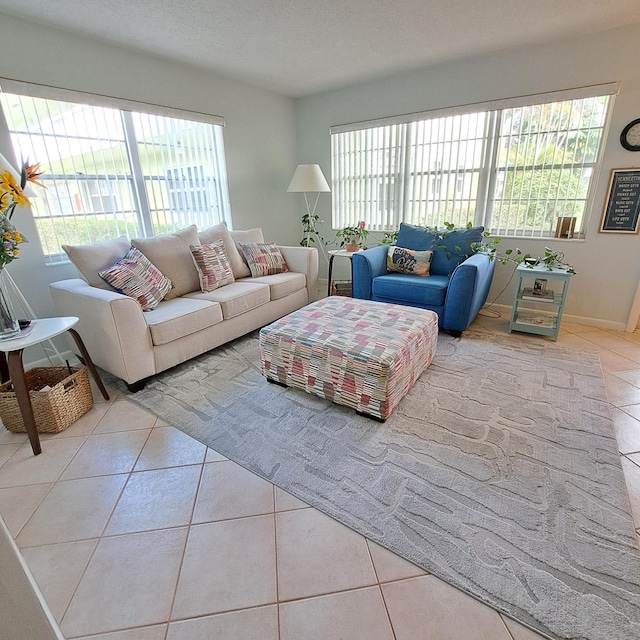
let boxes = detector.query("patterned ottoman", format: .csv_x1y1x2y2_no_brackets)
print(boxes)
259,297,438,420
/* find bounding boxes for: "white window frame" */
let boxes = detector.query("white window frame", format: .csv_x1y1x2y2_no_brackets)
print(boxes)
330,83,618,239
0,78,231,264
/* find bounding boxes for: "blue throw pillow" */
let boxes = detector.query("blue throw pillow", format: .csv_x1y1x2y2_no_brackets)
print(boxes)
395,223,484,276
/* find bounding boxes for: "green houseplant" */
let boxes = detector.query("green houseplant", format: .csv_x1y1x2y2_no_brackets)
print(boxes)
335,221,369,251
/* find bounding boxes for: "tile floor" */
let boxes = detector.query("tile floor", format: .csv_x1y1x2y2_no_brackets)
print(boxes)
1,313,640,640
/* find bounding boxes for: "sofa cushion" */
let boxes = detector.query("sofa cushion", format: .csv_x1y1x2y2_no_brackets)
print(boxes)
239,242,289,277
190,240,235,292
62,236,131,290
387,246,433,276
244,272,306,300
372,273,450,306
395,223,484,276
198,221,249,280
144,297,224,346
132,225,200,299
184,281,270,319
229,227,264,278
98,246,173,311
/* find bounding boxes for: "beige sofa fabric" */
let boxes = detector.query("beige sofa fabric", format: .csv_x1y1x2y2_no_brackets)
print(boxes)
198,222,249,280
144,298,224,346
132,225,201,299
248,272,306,300
185,281,270,319
62,236,131,290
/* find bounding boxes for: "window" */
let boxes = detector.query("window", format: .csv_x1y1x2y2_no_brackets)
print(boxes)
331,85,616,238
0,89,230,263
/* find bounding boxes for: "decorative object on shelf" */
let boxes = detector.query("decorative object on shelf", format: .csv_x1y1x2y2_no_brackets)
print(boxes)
286,164,331,249
0,154,43,338
620,118,640,151
599,168,640,234
336,221,368,251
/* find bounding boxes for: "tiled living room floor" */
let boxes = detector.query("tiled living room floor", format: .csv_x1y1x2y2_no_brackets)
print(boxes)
1,314,640,640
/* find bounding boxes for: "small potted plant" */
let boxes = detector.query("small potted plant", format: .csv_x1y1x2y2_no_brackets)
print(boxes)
336,221,368,252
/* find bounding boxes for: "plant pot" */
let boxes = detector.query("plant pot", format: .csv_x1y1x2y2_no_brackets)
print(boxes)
345,242,360,252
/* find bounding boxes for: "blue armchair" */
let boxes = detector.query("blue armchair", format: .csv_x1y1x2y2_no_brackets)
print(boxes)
352,223,496,336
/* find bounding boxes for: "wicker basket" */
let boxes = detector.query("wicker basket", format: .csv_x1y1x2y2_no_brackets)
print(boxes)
0,366,94,434
330,280,352,297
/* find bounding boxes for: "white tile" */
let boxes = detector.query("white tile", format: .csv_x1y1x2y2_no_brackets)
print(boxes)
172,516,276,619
0,442,20,467
61,527,187,638
610,407,640,454
72,625,167,640
134,426,206,471
105,465,201,535
276,508,377,601
205,447,227,462
60,429,151,480
502,615,550,640
0,483,51,537
16,474,128,547
192,460,274,524
92,399,157,433
0,437,86,488
21,538,98,622
382,575,518,640
167,605,278,640
367,539,427,582
274,486,309,511
280,586,394,640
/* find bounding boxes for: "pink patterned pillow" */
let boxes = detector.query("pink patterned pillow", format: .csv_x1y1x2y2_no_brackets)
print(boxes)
98,246,173,311
189,240,235,292
238,242,289,277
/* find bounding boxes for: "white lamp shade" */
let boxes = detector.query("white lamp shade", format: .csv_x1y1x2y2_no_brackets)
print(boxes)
0,152,36,198
287,164,330,193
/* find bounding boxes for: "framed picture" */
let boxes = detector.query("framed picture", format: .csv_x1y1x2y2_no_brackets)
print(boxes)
599,168,640,234
533,278,547,294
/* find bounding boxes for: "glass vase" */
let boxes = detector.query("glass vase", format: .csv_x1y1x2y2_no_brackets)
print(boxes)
0,270,20,339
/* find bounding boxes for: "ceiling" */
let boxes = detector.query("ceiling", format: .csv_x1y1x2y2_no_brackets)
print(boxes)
0,0,639,98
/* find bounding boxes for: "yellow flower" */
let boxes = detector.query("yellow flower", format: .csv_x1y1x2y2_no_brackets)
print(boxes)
0,170,29,209
12,249,18,257
2,232,9,240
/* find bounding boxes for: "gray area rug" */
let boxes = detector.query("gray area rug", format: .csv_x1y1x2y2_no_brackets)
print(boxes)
104,329,640,640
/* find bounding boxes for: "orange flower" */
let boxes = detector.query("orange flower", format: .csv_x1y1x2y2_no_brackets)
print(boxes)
22,162,46,189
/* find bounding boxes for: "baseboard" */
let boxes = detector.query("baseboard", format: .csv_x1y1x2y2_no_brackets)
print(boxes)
26,349,78,370
484,303,629,332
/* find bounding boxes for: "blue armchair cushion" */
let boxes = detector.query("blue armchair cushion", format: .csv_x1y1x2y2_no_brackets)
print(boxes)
372,273,449,306
395,223,484,276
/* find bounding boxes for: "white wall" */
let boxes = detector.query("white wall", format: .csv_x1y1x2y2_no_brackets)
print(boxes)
0,517,64,640
0,14,298,324
296,23,640,329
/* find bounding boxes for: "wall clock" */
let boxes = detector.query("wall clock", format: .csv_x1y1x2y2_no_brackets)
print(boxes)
620,118,640,151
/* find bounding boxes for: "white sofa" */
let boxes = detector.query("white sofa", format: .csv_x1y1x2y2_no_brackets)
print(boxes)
49,223,318,390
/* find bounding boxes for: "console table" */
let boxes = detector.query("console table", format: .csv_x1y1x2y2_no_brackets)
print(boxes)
0,317,109,455
508,265,574,341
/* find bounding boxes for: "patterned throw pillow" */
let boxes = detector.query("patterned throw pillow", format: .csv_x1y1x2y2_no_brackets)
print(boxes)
98,246,173,311
190,240,235,292
387,246,433,277
238,242,289,277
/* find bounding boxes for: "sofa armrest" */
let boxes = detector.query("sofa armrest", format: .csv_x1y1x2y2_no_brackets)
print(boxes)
49,279,156,385
443,253,496,332
278,246,319,303
352,245,389,300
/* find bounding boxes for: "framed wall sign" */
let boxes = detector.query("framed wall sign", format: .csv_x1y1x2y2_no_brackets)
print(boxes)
599,168,640,233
